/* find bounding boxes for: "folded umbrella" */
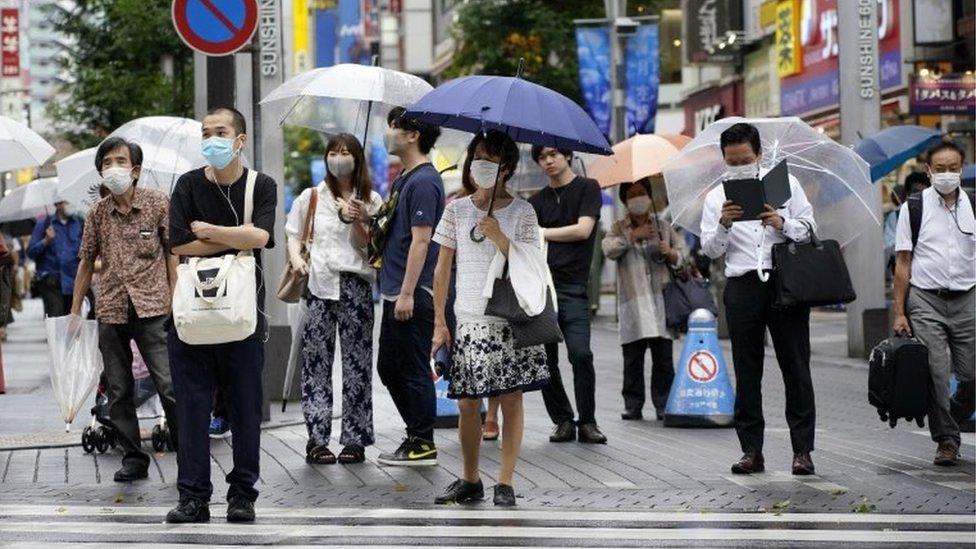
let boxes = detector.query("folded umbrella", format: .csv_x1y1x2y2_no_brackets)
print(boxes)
589,133,691,188
0,115,56,172
0,177,59,223
854,125,941,181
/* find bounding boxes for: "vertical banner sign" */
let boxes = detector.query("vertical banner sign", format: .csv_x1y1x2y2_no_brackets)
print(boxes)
338,0,369,64
775,0,801,77
315,3,337,67
1,9,20,77
574,26,612,138
684,0,742,63
293,0,313,73
624,23,660,135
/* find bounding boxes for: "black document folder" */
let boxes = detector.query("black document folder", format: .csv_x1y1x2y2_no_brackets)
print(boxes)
722,160,792,222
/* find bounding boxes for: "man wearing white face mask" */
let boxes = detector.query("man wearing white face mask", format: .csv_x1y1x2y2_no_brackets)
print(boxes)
69,136,180,484
893,140,975,467
700,123,817,476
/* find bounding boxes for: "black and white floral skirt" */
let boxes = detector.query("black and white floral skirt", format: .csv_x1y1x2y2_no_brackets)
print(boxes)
448,322,549,399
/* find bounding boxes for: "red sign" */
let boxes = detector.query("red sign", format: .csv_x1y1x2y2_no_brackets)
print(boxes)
171,0,258,56
1,9,19,77
682,79,744,136
687,351,719,383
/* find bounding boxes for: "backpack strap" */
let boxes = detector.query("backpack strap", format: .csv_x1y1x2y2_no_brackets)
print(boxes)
243,168,257,225
907,192,923,249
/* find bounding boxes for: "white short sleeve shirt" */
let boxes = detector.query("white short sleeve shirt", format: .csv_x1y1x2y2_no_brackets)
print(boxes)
894,187,976,291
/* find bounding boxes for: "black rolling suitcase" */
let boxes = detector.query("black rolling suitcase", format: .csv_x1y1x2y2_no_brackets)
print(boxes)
868,336,930,427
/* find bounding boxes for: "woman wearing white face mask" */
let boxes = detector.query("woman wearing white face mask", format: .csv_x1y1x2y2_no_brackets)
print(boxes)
602,178,686,421
430,130,549,507
284,133,381,466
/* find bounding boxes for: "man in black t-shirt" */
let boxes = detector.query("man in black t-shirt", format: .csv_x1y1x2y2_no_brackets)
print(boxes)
165,107,277,525
529,146,607,445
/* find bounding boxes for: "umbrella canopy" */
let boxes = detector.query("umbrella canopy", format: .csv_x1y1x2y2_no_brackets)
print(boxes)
260,64,434,141
404,75,613,156
589,134,692,188
0,177,59,223
963,164,975,184
662,117,880,248
0,115,56,171
854,125,941,181
57,116,207,212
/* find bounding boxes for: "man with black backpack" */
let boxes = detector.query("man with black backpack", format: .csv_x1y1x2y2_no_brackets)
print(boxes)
892,140,975,467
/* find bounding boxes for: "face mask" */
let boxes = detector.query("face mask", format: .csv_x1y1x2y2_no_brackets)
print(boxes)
626,196,651,216
61,204,75,217
930,171,961,195
327,155,355,178
384,129,401,155
470,159,500,189
201,136,239,169
726,162,759,180
101,166,133,195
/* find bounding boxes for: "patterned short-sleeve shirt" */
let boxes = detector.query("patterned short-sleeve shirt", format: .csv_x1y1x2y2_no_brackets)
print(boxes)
79,187,172,324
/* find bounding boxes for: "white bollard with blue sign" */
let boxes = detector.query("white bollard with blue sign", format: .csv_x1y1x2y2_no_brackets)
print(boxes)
948,375,976,431
664,309,735,428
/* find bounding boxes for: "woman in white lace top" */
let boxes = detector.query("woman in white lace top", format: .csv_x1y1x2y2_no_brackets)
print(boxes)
430,130,549,507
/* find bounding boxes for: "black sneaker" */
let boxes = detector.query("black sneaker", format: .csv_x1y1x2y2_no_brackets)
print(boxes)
226,496,256,523
434,479,484,504
113,463,149,482
377,436,438,467
165,498,210,523
493,483,516,507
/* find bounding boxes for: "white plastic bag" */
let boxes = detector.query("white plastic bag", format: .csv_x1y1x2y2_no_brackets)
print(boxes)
45,315,103,431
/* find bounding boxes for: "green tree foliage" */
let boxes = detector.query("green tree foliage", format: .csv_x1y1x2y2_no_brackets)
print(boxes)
46,0,193,148
446,0,677,102
284,126,326,195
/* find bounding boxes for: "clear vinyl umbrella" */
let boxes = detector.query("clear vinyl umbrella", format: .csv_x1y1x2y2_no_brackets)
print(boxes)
0,177,59,222
662,117,880,247
0,115,55,171
46,316,104,431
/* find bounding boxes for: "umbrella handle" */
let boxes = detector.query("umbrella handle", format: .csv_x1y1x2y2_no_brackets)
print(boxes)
469,176,500,243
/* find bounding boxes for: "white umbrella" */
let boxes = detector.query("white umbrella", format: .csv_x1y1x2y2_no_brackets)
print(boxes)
662,117,880,248
45,316,104,431
0,177,60,222
54,148,102,212
260,64,434,143
0,115,56,171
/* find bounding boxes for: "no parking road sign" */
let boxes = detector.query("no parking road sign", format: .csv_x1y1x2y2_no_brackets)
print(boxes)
172,0,258,56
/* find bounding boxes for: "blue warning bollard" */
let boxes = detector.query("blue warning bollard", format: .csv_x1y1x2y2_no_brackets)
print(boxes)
431,346,485,428
664,309,735,428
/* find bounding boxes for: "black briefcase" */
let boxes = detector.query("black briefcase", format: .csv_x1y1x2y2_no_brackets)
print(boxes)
771,223,856,309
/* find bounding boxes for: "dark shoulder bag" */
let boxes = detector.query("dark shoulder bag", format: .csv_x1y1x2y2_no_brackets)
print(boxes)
771,220,856,309
662,263,717,332
484,263,563,349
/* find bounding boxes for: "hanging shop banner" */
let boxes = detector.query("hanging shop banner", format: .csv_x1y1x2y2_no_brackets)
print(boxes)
315,4,337,67
1,8,20,77
909,75,976,115
293,0,313,73
575,25,612,137
780,0,901,117
684,0,743,64
625,23,660,135
775,0,801,77
338,0,370,64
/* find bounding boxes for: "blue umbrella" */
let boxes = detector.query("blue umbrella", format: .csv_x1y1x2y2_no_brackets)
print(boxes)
854,125,941,181
963,164,975,185
404,73,612,156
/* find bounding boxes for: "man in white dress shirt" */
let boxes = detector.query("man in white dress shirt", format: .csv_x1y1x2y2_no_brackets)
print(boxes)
892,140,975,467
700,123,817,476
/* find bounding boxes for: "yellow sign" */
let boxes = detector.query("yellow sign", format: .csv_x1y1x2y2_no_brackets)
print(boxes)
293,0,312,74
760,0,778,28
775,0,802,78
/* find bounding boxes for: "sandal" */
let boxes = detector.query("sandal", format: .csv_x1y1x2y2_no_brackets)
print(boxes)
338,445,365,464
482,420,499,441
306,444,337,465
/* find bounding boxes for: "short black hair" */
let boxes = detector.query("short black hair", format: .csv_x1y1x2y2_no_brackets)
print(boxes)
719,123,761,156
925,139,965,164
461,130,520,195
531,144,573,163
387,106,441,154
618,179,651,203
206,106,247,135
94,136,143,175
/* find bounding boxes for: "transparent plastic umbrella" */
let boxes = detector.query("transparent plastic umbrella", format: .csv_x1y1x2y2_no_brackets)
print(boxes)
661,117,880,247
0,177,59,222
0,115,55,171
45,316,104,431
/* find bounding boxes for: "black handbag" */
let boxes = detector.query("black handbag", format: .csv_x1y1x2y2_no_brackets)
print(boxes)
484,265,563,349
771,220,856,308
663,268,717,332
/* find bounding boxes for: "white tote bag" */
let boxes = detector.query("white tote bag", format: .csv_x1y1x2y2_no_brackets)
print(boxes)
173,170,258,345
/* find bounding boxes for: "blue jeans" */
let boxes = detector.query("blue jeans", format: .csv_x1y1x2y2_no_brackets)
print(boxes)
541,283,597,425
169,333,264,503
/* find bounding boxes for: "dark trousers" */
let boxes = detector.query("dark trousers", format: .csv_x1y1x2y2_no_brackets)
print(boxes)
376,289,436,443
541,283,597,425
622,337,675,414
38,275,70,318
169,333,264,503
725,272,815,454
99,315,178,468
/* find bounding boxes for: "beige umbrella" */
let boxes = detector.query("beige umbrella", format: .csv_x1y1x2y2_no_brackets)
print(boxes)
589,133,692,188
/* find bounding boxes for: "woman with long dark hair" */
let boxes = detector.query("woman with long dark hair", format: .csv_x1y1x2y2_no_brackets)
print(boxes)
285,133,380,465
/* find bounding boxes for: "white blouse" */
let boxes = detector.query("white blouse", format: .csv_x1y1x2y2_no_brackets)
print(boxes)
433,196,540,325
284,182,381,301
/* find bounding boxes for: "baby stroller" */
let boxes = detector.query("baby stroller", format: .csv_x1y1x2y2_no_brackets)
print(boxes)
81,341,172,453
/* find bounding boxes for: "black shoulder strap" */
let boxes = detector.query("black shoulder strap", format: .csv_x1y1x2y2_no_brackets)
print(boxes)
908,192,923,249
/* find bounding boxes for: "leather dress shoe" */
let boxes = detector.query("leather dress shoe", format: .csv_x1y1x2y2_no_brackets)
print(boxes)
113,462,149,482
934,441,959,466
621,410,643,421
577,423,607,444
792,452,815,475
730,452,765,474
549,421,576,442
